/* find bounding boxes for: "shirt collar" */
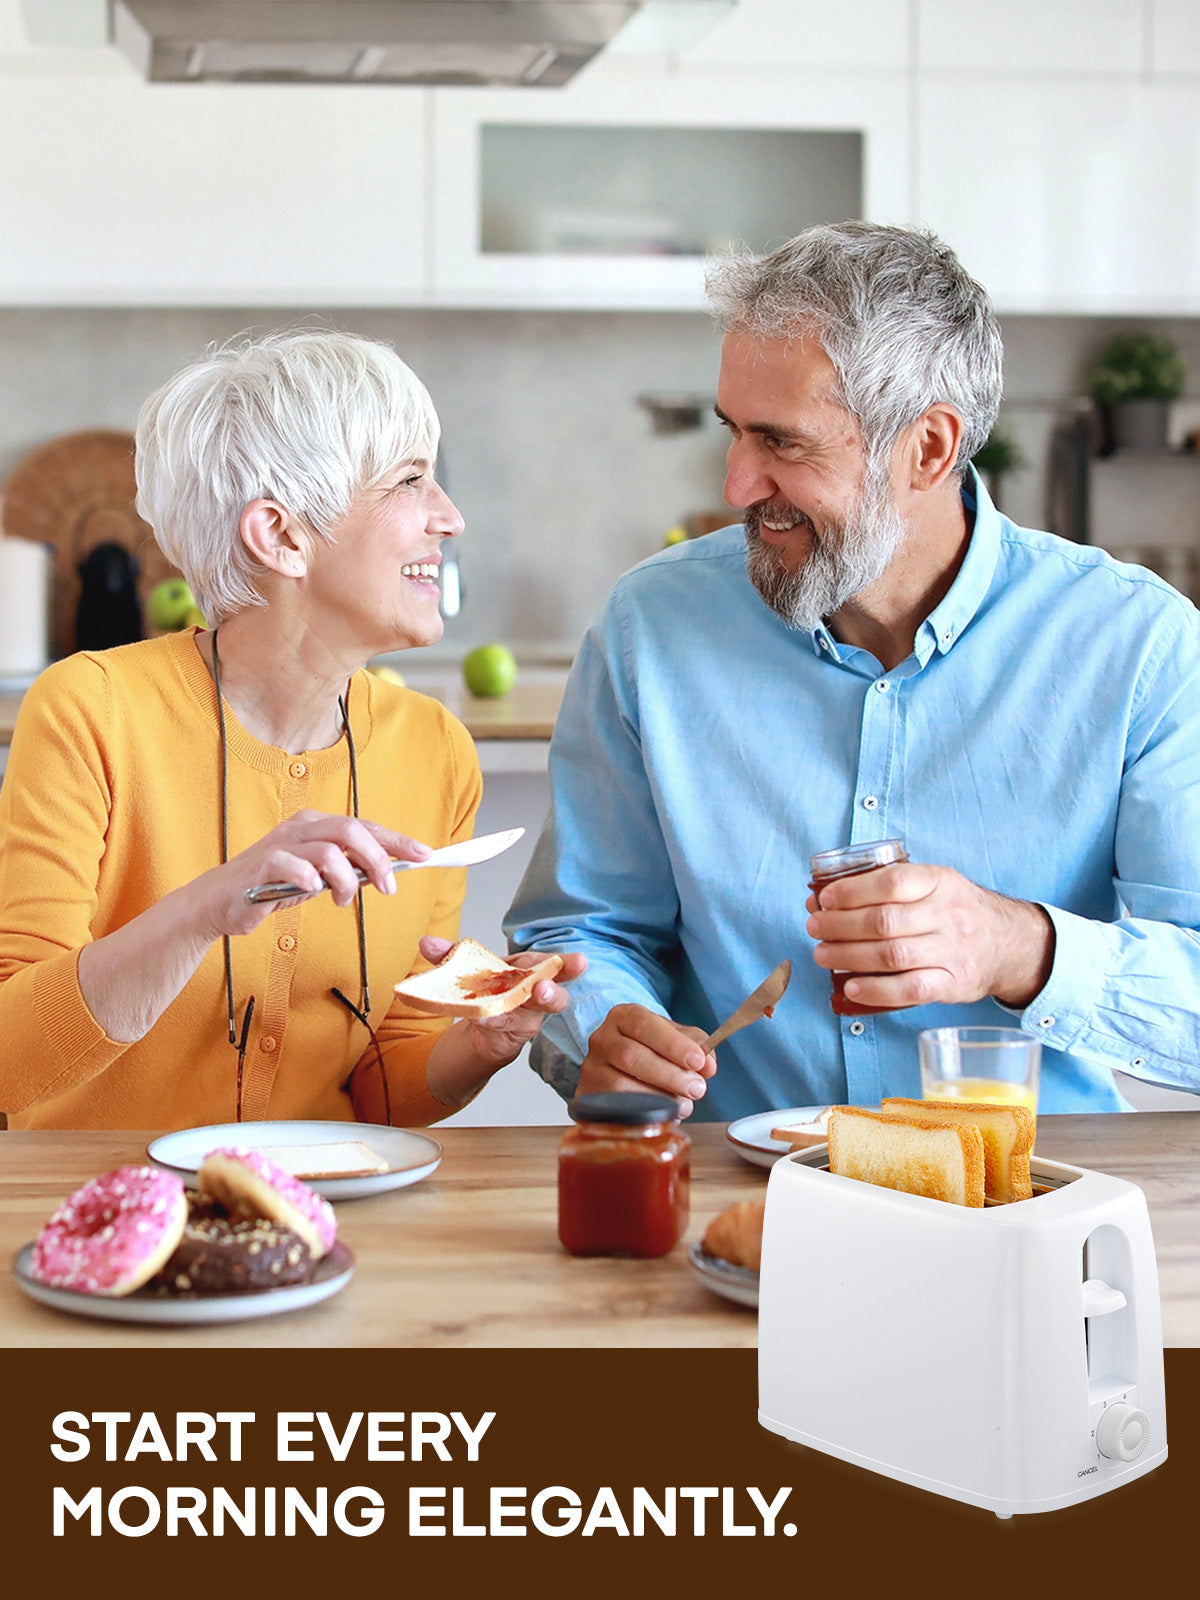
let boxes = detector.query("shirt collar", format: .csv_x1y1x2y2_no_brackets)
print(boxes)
810,466,1002,666
919,467,1002,662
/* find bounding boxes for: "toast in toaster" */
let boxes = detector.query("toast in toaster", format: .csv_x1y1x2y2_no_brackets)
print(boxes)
828,1105,986,1207
881,1097,1035,1204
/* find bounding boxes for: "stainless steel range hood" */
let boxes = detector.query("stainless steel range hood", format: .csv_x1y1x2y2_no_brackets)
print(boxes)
83,1,731,88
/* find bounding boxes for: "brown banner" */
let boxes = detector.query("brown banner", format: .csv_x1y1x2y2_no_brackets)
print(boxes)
2,1347,1195,1591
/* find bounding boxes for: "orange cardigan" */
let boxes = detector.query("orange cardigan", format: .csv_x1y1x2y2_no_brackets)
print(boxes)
0,630,481,1130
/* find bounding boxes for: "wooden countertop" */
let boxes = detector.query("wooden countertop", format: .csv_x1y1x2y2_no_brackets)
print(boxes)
0,677,562,746
2,1114,1197,1349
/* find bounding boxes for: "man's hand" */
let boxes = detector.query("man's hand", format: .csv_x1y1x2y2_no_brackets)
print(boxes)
806,862,1055,1011
579,1004,717,1119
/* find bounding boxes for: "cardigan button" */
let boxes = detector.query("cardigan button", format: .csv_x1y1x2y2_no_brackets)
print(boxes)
277,934,296,952
289,760,307,779
259,1035,278,1053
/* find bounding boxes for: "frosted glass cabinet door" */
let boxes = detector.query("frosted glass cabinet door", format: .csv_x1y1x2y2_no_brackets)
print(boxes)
917,77,1200,314
0,76,428,305
429,68,910,309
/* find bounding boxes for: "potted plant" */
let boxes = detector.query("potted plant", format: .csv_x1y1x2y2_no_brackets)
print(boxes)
1088,333,1186,451
971,425,1027,511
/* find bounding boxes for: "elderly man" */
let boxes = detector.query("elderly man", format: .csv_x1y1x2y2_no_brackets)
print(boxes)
506,221,1200,1119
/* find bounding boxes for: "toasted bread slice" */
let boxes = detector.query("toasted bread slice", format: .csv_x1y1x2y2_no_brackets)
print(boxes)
770,1109,830,1149
254,1142,390,1180
828,1105,985,1207
882,1097,1035,1204
393,937,564,1019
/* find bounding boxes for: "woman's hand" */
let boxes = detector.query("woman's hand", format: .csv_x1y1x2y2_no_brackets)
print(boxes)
77,811,432,1043
419,936,588,1107
194,810,433,940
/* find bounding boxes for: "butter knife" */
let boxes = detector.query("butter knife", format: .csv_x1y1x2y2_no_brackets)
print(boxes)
700,960,792,1052
244,826,525,905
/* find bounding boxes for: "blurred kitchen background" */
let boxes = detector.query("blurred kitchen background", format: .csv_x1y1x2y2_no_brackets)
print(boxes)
3,0,1200,1119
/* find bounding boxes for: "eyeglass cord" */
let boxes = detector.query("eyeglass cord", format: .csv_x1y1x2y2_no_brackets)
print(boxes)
211,626,385,1123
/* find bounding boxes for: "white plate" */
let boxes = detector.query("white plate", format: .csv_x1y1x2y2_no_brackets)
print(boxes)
726,1106,831,1169
147,1120,442,1200
12,1241,355,1326
687,1244,759,1309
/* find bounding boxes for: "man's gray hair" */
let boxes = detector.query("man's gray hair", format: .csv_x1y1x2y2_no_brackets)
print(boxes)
706,221,1003,471
135,327,440,623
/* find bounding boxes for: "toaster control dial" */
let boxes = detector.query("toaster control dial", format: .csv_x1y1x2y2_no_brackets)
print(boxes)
1096,1403,1150,1462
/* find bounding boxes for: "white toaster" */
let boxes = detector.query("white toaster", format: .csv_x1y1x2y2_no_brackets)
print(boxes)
758,1145,1168,1517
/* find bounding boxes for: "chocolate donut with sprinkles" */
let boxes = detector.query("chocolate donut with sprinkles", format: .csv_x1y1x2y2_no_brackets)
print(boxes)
151,1194,316,1295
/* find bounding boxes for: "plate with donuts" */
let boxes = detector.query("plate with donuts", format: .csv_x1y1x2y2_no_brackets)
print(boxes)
147,1118,442,1199
15,1150,355,1325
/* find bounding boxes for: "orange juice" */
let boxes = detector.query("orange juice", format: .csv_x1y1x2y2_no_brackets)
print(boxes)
924,1077,1038,1117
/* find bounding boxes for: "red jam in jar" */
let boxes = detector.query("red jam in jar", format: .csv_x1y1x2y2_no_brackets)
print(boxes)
809,838,909,1017
558,1092,691,1258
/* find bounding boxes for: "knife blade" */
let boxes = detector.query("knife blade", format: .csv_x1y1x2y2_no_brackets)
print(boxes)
244,826,526,905
700,960,792,1053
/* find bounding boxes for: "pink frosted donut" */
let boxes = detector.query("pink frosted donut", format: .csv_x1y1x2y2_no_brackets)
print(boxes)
31,1165,188,1296
199,1147,337,1260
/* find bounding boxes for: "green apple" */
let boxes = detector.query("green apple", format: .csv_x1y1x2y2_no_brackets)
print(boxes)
182,604,207,630
463,643,518,699
368,663,407,688
662,524,688,547
148,577,196,631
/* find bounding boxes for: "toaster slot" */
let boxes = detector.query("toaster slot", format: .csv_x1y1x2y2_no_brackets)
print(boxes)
1083,1223,1137,1399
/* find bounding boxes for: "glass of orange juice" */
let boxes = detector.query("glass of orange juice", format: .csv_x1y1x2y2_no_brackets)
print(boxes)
918,1026,1040,1119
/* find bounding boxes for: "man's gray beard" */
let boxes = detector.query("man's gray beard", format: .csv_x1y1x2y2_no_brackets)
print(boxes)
744,459,909,631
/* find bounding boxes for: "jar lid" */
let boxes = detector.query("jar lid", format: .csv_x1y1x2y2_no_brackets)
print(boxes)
810,838,906,874
568,1091,680,1125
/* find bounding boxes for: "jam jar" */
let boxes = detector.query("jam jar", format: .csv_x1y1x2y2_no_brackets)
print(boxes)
809,838,909,1016
558,1092,691,1258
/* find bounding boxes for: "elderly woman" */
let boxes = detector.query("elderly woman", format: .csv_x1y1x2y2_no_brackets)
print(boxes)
0,328,581,1130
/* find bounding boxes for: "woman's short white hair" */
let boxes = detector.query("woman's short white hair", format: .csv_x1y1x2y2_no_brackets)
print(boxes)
706,221,1003,473
135,327,440,623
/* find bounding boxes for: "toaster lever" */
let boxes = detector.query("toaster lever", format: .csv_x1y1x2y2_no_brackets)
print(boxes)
1082,1278,1128,1317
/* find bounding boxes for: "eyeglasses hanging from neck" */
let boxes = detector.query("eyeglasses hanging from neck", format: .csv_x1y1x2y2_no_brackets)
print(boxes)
210,625,390,1124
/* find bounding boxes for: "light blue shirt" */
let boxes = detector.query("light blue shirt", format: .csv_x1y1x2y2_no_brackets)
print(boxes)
506,476,1200,1118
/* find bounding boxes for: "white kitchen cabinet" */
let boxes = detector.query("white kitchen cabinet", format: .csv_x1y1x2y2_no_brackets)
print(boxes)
665,0,909,70
428,63,910,309
918,1,1144,75
916,75,1200,314
1152,0,1200,72
0,73,427,304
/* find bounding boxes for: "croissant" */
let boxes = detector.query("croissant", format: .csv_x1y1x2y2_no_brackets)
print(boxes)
701,1200,765,1272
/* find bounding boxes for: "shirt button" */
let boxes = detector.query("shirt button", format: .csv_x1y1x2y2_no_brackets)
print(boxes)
259,1035,278,1053
277,935,296,952
941,628,954,644
1037,1015,1055,1029
1130,1056,1146,1069
849,1020,866,1036
875,679,890,693
289,760,307,779
862,795,879,811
